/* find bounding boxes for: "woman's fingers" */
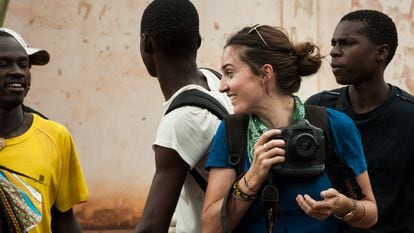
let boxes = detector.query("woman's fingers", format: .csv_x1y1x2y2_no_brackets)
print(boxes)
254,129,283,148
254,141,286,168
254,129,285,158
249,129,286,182
296,194,335,220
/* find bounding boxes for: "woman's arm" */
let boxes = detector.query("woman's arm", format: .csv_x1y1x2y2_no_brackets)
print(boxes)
202,128,286,232
340,171,377,228
296,109,377,228
296,172,377,229
202,168,254,233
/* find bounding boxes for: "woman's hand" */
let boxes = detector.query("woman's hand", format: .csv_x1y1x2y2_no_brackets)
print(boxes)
296,188,352,220
296,173,377,228
244,129,286,190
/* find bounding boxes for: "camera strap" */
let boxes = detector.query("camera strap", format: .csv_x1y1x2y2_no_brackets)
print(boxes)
262,172,279,233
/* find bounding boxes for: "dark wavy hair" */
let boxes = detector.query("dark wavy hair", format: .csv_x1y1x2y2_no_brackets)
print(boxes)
341,9,398,66
225,25,322,95
140,0,200,57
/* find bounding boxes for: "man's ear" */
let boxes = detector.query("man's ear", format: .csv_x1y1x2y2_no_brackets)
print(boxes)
142,33,154,54
25,75,31,97
376,44,389,63
196,34,201,49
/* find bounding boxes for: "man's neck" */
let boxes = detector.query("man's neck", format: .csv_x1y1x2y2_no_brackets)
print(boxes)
156,59,208,100
0,106,25,134
348,81,390,114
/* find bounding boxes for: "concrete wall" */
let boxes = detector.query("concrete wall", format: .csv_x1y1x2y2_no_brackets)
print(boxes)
4,0,414,230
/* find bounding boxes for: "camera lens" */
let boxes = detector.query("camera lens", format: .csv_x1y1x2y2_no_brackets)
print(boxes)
300,141,311,151
292,133,317,158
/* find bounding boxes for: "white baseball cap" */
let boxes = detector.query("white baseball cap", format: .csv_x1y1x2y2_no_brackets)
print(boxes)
0,27,50,65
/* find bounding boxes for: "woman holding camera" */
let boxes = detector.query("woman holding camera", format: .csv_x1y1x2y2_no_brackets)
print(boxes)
201,25,377,233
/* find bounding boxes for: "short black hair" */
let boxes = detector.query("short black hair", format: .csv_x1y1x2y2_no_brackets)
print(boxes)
140,0,200,57
341,9,398,65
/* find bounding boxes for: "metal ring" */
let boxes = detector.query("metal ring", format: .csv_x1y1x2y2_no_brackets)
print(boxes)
263,142,269,152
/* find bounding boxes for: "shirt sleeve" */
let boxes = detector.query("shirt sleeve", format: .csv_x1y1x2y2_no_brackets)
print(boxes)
326,108,367,175
205,121,233,170
154,106,220,168
54,129,89,212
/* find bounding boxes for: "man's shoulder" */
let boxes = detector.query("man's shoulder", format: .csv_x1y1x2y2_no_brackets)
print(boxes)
305,87,346,107
33,114,71,138
162,104,220,129
393,85,414,105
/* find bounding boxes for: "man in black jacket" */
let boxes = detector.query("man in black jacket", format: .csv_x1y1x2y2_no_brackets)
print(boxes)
306,10,414,233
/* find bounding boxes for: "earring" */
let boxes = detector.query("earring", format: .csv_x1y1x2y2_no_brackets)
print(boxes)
261,76,267,85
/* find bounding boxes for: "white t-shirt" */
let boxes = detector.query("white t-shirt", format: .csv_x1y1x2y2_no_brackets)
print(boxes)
153,68,233,233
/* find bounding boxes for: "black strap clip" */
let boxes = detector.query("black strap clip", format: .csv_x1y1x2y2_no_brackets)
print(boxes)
262,175,279,233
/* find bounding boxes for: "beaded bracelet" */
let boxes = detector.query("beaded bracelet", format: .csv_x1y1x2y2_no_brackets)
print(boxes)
232,180,257,201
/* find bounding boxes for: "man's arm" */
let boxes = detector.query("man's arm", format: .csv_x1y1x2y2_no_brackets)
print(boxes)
134,145,189,233
51,207,83,233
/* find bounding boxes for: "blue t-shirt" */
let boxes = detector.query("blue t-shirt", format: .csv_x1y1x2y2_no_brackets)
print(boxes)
205,108,367,233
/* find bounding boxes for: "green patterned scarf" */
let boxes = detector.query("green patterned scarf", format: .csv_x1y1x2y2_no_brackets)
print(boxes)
246,96,305,163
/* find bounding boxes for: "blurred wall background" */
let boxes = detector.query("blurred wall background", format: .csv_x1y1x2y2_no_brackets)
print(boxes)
3,0,414,230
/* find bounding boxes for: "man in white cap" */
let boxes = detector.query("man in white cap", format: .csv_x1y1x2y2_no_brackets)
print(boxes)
0,28,50,118
0,28,89,233
0,27,50,66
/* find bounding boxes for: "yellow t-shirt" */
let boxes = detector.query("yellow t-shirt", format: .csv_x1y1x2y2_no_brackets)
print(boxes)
0,114,89,233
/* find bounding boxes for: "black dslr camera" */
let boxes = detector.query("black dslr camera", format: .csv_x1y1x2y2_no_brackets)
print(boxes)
271,119,325,177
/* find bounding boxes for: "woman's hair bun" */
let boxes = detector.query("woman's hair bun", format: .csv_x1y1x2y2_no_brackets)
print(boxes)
295,42,323,76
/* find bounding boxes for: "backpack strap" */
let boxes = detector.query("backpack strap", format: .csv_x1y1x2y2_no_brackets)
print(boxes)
0,165,40,183
220,114,249,233
166,89,229,120
188,168,208,192
224,114,249,175
165,87,229,192
304,105,332,150
304,105,365,199
315,89,348,112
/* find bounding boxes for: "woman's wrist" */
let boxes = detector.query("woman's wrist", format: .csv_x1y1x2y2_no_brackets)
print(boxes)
334,197,366,223
333,197,356,221
241,174,260,194
232,179,257,201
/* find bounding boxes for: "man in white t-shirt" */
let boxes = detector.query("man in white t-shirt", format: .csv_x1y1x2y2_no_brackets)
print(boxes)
134,1,232,233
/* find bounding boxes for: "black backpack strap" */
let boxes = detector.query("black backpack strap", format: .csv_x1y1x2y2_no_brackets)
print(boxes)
308,90,343,112
304,105,365,199
224,114,249,175
0,165,41,183
189,169,208,192
219,114,249,233
165,89,229,192
166,89,229,120
22,104,48,119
